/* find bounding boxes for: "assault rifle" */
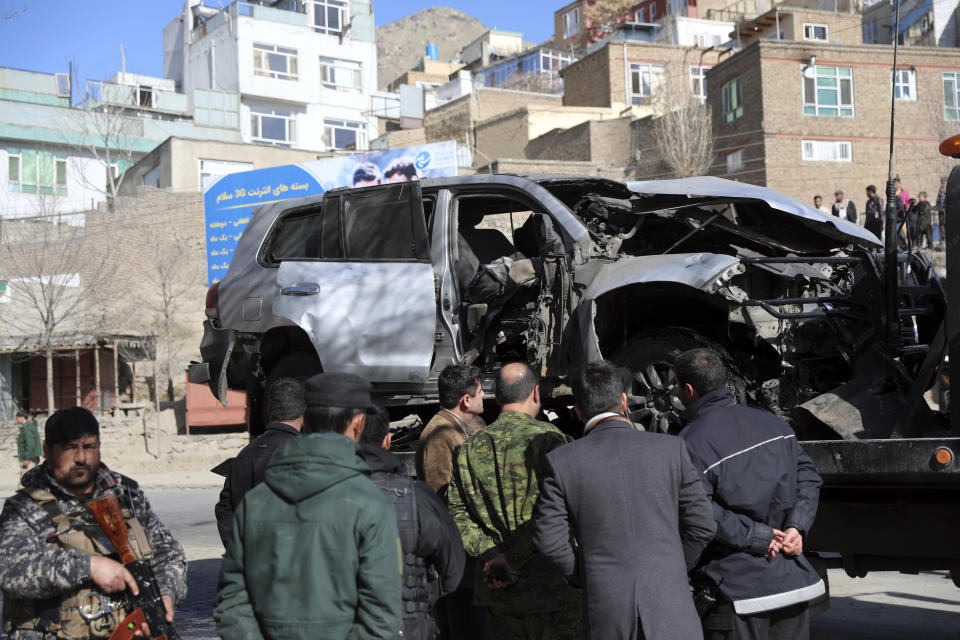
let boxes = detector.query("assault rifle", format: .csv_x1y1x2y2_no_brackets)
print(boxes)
86,491,180,640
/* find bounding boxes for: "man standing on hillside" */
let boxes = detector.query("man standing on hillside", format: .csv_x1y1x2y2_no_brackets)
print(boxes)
16,411,40,484
448,362,581,639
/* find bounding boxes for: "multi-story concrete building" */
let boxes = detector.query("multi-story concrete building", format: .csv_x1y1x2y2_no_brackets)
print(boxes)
0,67,242,219
703,39,960,202
551,0,731,53
474,46,576,94
732,5,864,45
561,41,727,115
862,0,959,47
163,0,378,152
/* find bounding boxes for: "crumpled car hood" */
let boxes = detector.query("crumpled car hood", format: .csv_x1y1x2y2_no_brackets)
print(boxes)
626,176,882,251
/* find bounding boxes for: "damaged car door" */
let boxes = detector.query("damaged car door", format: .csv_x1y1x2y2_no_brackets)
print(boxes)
273,182,436,382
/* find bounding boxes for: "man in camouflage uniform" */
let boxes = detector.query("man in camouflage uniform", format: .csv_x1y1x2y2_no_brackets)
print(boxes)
0,406,187,640
448,362,582,640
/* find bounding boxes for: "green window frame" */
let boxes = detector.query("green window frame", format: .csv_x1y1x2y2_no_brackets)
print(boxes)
803,66,854,117
722,79,743,124
7,149,67,195
943,72,960,121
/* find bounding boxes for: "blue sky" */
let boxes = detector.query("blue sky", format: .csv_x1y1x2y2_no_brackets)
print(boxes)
0,1,556,84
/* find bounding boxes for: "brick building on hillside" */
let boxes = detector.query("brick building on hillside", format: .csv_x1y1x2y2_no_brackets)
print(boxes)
551,0,731,53
561,41,727,114
703,39,960,203
732,6,864,45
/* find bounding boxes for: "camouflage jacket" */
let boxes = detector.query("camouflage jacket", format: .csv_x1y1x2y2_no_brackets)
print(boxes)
0,464,188,640
448,411,580,613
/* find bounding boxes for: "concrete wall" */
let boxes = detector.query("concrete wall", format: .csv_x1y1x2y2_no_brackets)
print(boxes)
120,137,328,194
562,42,725,114
525,116,636,166
423,88,563,165
473,105,615,166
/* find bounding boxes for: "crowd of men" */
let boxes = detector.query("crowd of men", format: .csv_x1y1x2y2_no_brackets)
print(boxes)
814,176,946,249
0,348,824,640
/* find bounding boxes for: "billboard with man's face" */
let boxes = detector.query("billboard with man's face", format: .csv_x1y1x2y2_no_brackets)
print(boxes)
202,140,457,285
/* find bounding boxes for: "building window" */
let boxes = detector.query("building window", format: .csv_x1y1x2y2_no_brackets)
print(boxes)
630,64,659,104
320,57,362,92
863,21,877,43
323,119,366,150
313,0,348,36
726,149,744,173
635,7,646,21
803,66,853,117
563,7,580,38
138,86,155,108
721,79,742,123
7,150,67,196
649,3,657,20
541,49,574,71
892,69,916,101
802,139,852,162
802,23,828,41
690,65,710,98
944,72,960,120
250,106,296,146
253,43,299,81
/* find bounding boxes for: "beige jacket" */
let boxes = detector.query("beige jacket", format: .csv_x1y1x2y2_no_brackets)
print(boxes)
416,409,483,492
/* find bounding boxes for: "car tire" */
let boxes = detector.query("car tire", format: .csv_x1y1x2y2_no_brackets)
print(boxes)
614,328,744,434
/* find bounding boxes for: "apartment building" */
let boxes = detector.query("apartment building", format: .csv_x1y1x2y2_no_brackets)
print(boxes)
0,67,241,218
561,41,727,115
862,0,959,47
732,6,864,45
704,39,960,202
163,0,378,152
551,0,731,53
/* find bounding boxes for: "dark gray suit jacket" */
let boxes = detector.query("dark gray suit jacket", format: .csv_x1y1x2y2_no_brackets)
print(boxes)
533,419,716,640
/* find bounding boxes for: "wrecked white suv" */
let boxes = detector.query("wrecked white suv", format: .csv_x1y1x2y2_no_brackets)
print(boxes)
190,174,944,438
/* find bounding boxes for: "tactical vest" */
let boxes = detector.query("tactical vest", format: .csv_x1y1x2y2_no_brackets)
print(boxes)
2,487,151,640
369,470,439,628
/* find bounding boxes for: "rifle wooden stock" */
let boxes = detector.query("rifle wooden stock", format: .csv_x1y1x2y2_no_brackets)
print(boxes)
85,492,138,565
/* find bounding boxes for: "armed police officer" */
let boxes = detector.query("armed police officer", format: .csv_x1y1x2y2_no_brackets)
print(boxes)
0,406,187,640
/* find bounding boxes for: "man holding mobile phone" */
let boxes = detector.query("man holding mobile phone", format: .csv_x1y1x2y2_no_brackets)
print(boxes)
448,362,582,639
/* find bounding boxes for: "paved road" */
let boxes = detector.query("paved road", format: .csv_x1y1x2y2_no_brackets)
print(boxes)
3,489,960,638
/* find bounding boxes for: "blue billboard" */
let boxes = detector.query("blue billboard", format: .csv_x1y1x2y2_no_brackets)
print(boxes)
202,140,458,285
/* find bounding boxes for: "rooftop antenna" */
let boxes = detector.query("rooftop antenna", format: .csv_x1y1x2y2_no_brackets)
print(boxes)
883,0,903,350
121,43,126,77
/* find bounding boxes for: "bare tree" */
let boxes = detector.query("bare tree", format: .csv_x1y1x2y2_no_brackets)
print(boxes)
139,223,206,401
651,54,715,177
62,65,142,200
0,216,116,414
585,0,637,41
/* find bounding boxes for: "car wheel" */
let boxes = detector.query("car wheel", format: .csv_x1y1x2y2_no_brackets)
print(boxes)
258,351,322,429
267,351,323,384
614,328,744,434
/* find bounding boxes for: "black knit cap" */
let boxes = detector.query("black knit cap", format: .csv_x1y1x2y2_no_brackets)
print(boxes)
44,406,100,446
304,372,378,413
